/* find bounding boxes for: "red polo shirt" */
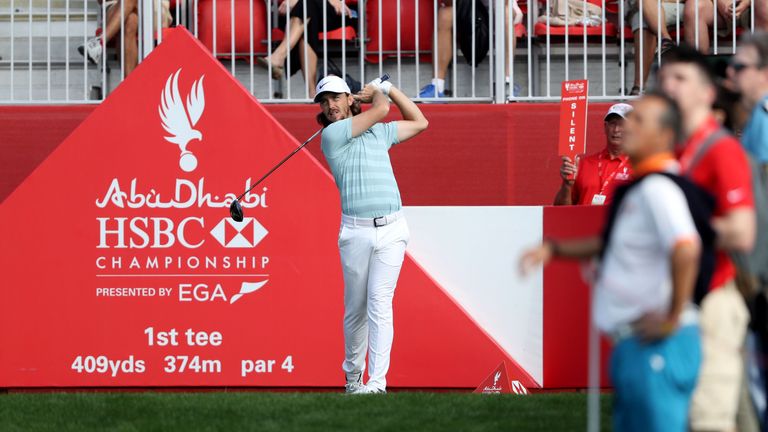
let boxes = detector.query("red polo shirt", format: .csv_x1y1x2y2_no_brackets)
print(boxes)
572,148,633,206
678,116,754,290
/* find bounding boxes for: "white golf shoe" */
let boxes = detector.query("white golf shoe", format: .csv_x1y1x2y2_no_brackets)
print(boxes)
345,375,365,394
359,385,386,394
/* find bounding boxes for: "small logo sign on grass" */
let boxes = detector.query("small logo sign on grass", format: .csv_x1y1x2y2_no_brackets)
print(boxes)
474,361,529,395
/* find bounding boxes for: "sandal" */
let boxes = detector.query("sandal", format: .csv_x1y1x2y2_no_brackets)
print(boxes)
629,85,641,96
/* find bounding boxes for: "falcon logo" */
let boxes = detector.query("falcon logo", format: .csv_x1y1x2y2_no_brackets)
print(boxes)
159,68,206,173
493,371,501,387
210,217,268,248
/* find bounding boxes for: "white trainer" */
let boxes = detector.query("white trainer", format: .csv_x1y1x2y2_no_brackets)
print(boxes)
345,375,365,394
359,385,387,394
78,37,103,65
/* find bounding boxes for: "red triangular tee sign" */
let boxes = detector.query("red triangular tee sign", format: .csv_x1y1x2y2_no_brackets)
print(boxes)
0,27,537,389
474,362,512,394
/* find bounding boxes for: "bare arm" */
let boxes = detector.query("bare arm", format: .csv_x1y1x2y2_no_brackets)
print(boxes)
553,156,577,205
715,0,748,18
351,85,389,138
668,240,700,321
550,237,603,259
733,0,750,18
388,86,429,143
553,186,573,206
712,207,756,253
519,236,602,274
327,0,352,16
277,0,299,14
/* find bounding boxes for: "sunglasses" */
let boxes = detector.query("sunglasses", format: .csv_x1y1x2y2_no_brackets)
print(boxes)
730,62,759,73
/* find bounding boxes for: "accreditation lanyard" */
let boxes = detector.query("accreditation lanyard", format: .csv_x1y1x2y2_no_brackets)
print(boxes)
597,156,629,195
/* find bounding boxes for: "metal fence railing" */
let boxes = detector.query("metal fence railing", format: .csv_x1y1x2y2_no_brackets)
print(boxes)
0,0,763,104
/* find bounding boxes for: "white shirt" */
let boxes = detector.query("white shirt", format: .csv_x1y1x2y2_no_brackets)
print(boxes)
593,170,700,333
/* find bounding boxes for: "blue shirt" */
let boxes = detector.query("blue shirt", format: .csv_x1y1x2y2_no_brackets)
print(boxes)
742,95,768,163
320,118,402,218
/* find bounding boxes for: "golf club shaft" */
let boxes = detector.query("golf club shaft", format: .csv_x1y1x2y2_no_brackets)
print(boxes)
234,74,390,202
235,127,323,202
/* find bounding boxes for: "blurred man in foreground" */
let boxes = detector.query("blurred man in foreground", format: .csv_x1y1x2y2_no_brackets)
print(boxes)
523,93,702,431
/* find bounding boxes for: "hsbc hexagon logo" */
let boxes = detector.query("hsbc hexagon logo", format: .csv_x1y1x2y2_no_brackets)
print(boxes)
210,217,268,248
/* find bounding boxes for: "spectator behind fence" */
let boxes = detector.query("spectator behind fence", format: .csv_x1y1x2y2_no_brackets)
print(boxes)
554,103,633,206
628,0,768,92
419,0,522,99
627,0,682,94
78,0,171,76
685,0,767,53
659,44,756,432
523,93,703,432
257,0,357,98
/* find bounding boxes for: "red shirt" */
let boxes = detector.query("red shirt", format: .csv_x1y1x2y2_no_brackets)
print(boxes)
572,148,632,206
678,116,754,289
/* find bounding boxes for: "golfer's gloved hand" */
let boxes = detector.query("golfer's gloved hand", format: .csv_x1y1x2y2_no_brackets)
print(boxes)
368,78,392,96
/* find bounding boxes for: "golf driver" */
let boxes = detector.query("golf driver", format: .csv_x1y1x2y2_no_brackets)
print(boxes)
229,127,321,222
229,74,390,222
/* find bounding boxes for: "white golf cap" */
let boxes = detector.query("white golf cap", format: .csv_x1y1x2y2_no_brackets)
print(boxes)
314,75,351,103
604,102,633,120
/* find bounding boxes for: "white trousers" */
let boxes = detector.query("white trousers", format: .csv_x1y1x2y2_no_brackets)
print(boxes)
338,212,409,391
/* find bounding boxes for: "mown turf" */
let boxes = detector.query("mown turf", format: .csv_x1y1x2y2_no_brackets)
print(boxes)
0,391,612,431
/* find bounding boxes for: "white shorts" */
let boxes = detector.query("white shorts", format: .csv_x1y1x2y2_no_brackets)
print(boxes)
628,1,683,33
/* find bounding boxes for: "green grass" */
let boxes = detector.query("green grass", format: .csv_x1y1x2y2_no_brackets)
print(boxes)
0,391,612,431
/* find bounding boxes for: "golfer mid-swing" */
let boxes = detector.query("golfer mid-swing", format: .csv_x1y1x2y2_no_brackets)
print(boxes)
314,75,428,394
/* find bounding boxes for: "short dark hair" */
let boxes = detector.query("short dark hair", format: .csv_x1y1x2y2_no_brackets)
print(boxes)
644,90,684,146
316,98,362,127
661,44,717,86
739,31,768,68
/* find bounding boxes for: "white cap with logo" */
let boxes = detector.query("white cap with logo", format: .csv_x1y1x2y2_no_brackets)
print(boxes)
314,75,351,103
604,103,633,120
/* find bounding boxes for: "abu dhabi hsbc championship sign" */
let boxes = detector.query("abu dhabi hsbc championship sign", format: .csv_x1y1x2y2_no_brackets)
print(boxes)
0,28,345,386
0,28,535,388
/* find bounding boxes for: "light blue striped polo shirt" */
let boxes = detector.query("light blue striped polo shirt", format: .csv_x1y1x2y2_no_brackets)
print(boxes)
321,117,401,218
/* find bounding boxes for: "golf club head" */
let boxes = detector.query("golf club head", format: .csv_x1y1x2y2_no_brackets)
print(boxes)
229,199,244,222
